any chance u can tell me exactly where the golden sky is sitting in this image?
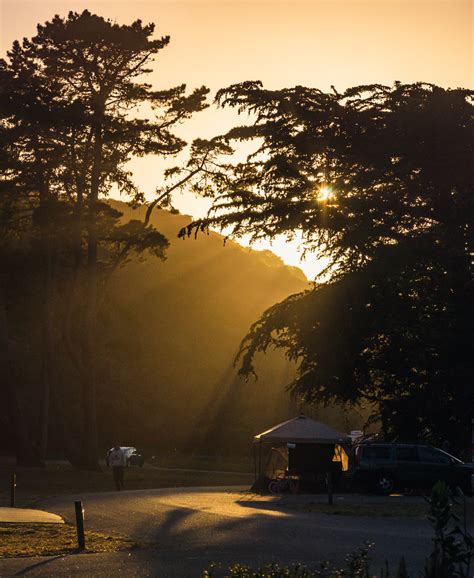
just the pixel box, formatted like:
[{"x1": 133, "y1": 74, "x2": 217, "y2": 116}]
[{"x1": 1, "y1": 0, "x2": 472, "y2": 277}]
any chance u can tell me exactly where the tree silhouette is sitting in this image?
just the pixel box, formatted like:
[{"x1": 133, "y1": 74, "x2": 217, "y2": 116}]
[
  {"x1": 179, "y1": 82, "x2": 474, "y2": 450},
  {"x1": 0, "y1": 11, "x2": 208, "y2": 467}
]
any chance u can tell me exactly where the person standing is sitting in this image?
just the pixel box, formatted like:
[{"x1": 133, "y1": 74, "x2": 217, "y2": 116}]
[{"x1": 107, "y1": 444, "x2": 126, "y2": 490}]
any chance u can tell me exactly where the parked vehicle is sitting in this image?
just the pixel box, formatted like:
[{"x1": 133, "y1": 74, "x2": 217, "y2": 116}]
[
  {"x1": 107, "y1": 446, "x2": 145, "y2": 467},
  {"x1": 348, "y1": 442, "x2": 474, "y2": 495}
]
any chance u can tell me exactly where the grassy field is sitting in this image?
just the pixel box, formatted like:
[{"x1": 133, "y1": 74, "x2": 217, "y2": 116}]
[
  {"x1": 0, "y1": 455, "x2": 253, "y2": 559},
  {"x1": 0, "y1": 523, "x2": 135, "y2": 558},
  {"x1": 0, "y1": 459, "x2": 253, "y2": 508},
  {"x1": 241, "y1": 491, "x2": 474, "y2": 519},
  {"x1": 1, "y1": 455, "x2": 471, "y2": 520},
  {"x1": 148, "y1": 451, "x2": 254, "y2": 473},
  {"x1": 291, "y1": 500, "x2": 474, "y2": 518}
]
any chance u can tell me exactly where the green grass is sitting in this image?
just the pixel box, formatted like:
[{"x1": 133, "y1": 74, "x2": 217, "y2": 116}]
[
  {"x1": 275, "y1": 498, "x2": 474, "y2": 519},
  {"x1": 302, "y1": 502, "x2": 431, "y2": 518},
  {"x1": 0, "y1": 523, "x2": 135, "y2": 558},
  {"x1": 0, "y1": 461, "x2": 253, "y2": 508},
  {"x1": 0, "y1": 456, "x2": 252, "y2": 559},
  {"x1": 147, "y1": 451, "x2": 254, "y2": 473}
]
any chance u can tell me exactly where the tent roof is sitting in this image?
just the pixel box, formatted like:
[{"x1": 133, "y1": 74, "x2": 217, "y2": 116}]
[{"x1": 254, "y1": 415, "x2": 349, "y2": 444}]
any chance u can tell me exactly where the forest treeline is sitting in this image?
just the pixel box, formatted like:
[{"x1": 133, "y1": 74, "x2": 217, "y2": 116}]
[
  {"x1": 1, "y1": 10, "x2": 473, "y2": 468},
  {"x1": 0, "y1": 11, "x2": 212, "y2": 467},
  {"x1": 0, "y1": 11, "x2": 325, "y2": 467},
  {"x1": 0, "y1": 198, "x2": 317, "y2": 461}
]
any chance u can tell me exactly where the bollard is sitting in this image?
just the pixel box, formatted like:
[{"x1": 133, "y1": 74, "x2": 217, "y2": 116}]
[
  {"x1": 10, "y1": 474, "x2": 16, "y2": 507},
  {"x1": 74, "y1": 500, "x2": 86, "y2": 550},
  {"x1": 326, "y1": 471, "x2": 333, "y2": 506}
]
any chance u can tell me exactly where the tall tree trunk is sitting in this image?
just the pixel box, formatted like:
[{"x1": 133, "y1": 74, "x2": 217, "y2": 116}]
[
  {"x1": 449, "y1": 248, "x2": 473, "y2": 454},
  {"x1": 38, "y1": 233, "x2": 54, "y2": 464},
  {"x1": 36, "y1": 152, "x2": 55, "y2": 465},
  {"x1": 79, "y1": 115, "x2": 102, "y2": 470},
  {"x1": 0, "y1": 274, "x2": 36, "y2": 465},
  {"x1": 61, "y1": 153, "x2": 86, "y2": 467},
  {"x1": 444, "y1": 201, "x2": 473, "y2": 455}
]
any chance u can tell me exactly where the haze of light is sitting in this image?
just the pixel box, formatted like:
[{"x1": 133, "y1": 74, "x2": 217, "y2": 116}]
[{"x1": 1, "y1": 0, "x2": 471, "y2": 279}]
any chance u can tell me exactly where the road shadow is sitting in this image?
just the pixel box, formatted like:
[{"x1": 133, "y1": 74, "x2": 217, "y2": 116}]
[
  {"x1": 14, "y1": 555, "x2": 63, "y2": 575},
  {"x1": 32, "y1": 487, "x2": 447, "y2": 576}
]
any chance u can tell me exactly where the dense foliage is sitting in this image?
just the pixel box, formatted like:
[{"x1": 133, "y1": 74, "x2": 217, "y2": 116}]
[
  {"x1": 1, "y1": 9, "x2": 472, "y2": 463},
  {"x1": 179, "y1": 82, "x2": 474, "y2": 450},
  {"x1": 0, "y1": 11, "x2": 207, "y2": 467}
]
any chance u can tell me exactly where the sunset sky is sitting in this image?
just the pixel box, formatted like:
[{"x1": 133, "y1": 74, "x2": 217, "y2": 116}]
[{"x1": 1, "y1": 0, "x2": 472, "y2": 278}]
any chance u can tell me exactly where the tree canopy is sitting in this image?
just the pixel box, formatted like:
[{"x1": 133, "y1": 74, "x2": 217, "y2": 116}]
[
  {"x1": 178, "y1": 82, "x2": 474, "y2": 450},
  {"x1": 0, "y1": 10, "x2": 208, "y2": 467}
]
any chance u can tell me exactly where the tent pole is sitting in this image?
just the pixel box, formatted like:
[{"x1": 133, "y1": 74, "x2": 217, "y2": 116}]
[{"x1": 253, "y1": 442, "x2": 257, "y2": 485}]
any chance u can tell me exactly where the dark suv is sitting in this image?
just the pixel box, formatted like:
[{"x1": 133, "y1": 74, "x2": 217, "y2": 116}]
[{"x1": 349, "y1": 443, "x2": 474, "y2": 495}]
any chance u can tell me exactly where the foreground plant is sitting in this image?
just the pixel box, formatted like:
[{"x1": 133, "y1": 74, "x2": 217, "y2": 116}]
[
  {"x1": 423, "y1": 481, "x2": 473, "y2": 578},
  {"x1": 203, "y1": 543, "x2": 372, "y2": 577}
]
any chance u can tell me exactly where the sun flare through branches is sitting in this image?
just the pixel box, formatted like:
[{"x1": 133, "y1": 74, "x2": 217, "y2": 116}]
[{"x1": 316, "y1": 184, "x2": 335, "y2": 203}]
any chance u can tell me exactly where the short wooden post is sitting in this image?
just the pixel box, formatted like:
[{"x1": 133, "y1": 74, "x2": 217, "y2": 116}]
[
  {"x1": 326, "y1": 471, "x2": 333, "y2": 506},
  {"x1": 253, "y1": 443, "x2": 257, "y2": 486},
  {"x1": 10, "y1": 473, "x2": 16, "y2": 507},
  {"x1": 74, "y1": 500, "x2": 86, "y2": 550}
]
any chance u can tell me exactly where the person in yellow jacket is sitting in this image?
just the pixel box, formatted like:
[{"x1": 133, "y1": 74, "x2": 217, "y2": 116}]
[{"x1": 106, "y1": 444, "x2": 126, "y2": 490}]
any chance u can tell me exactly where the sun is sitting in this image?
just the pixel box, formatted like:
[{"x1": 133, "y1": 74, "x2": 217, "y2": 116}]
[{"x1": 317, "y1": 185, "x2": 335, "y2": 202}]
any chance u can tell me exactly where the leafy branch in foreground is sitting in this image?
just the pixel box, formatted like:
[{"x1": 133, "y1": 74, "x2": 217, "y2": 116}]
[{"x1": 424, "y1": 482, "x2": 473, "y2": 578}]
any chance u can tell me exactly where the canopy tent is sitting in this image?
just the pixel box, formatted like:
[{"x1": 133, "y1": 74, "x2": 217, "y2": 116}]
[
  {"x1": 254, "y1": 415, "x2": 349, "y2": 444},
  {"x1": 253, "y1": 415, "x2": 351, "y2": 488}
]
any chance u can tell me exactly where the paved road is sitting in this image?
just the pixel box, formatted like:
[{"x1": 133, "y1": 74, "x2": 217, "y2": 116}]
[{"x1": 1, "y1": 487, "x2": 472, "y2": 577}]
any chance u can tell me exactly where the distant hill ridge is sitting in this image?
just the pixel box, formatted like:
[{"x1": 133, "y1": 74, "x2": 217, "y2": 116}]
[
  {"x1": 101, "y1": 199, "x2": 309, "y2": 453},
  {"x1": 110, "y1": 199, "x2": 308, "y2": 282}
]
